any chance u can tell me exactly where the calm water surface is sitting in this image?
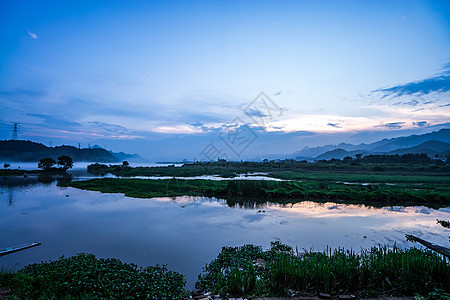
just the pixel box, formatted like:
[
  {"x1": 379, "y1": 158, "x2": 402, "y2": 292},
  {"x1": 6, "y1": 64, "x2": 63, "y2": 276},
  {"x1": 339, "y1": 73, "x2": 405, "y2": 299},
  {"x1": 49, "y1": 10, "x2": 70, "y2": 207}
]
[{"x1": 1, "y1": 164, "x2": 449, "y2": 289}]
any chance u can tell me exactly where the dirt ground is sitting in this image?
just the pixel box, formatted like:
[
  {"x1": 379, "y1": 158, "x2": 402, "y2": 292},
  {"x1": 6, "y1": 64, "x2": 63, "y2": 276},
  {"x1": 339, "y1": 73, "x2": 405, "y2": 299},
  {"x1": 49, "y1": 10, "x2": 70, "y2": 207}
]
[{"x1": 254, "y1": 297, "x2": 412, "y2": 300}]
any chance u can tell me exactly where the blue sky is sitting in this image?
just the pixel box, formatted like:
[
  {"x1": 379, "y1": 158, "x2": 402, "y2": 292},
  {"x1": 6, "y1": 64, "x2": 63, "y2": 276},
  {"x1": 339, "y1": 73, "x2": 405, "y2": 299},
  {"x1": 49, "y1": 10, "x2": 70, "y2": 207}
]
[{"x1": 1, "y1": 0, "x2": 449, "y2": 161}]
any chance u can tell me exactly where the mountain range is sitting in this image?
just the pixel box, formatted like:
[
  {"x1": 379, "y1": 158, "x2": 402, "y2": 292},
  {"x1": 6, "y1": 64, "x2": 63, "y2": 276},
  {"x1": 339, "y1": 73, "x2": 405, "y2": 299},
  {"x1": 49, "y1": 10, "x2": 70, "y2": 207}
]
[
  {"x1": 2, "y1": 129, "x2": 449, "y2": 163},
  {"x1": 0, "y1": 140, "x2": 147, "y2": 163},
  {"x1": 292, "y1": 129, "x2": 450, "y2": 160}
]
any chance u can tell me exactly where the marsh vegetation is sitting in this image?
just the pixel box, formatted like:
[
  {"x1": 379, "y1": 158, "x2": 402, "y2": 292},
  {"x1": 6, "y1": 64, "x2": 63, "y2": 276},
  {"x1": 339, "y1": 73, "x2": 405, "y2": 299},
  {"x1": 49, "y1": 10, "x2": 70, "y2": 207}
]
[
  {"x1": 1, "y1": 242, "x2": 448, "y2": 299},
  {"x1": 0, "y1": 253, "x2": 187, "y2": 299},
  {"x1": 196, "y1": 242, "x2": 449, "y2": 297},
  {"x1": 78, "y1": 155, "x2": 450, "y2": 208},
  {"x1": 64, "y1": 177, "x2": 450, "y2": 208}
]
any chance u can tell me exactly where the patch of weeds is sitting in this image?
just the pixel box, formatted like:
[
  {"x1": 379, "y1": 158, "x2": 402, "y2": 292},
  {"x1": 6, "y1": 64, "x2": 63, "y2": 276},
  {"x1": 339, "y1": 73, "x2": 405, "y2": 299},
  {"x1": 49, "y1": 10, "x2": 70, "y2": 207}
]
[{"x1": 0, "y1": 253, "x2": 187, "y2": 299}]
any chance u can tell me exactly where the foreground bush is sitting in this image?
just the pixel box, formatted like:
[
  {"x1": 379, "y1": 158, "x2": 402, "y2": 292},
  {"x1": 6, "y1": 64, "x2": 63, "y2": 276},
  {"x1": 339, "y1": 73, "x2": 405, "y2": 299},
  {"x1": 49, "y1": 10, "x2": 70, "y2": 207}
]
[
  {"x1": 0, "y1": 253, "x2": 187, "y2": 299},
  {"x1": 196, "y1": 242, "x2": 449, "y2": 297}
]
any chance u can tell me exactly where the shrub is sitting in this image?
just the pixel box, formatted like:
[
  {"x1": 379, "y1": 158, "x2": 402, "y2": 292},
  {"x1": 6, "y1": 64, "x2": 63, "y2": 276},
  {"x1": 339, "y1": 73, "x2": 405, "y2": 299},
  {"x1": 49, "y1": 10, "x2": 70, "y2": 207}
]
[{"x1": 0, "y1": 253, "x2": 187, "y2": 299}]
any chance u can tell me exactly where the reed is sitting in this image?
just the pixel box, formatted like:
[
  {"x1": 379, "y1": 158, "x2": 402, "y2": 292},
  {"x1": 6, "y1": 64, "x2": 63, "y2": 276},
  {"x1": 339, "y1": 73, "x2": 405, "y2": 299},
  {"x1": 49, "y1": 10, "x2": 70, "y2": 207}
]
[{"x1": 196, "y1": 242, "x2": 449, "y2": 297}]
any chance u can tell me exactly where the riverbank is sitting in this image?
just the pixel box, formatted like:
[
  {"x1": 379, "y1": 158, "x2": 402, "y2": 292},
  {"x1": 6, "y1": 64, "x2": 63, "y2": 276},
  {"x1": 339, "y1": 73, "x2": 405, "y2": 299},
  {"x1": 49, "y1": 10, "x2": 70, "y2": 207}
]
[
  {"x1": 63, "y1": 177, "x2": 450, "y2": 208},
  {"x1": 0, "y1": 242, "x2": 448, "y2": 299}
]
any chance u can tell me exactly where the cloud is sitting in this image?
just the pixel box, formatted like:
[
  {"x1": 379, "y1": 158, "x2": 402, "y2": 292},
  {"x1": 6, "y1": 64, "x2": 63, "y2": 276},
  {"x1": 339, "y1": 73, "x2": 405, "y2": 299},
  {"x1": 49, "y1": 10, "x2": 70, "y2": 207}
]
[
  {"x1": 27, "y1": 29, "x2": 38, "y2": 39},
  {"x1": 402, "y1": 100, "x2": 419, "y2": 106},
  {"x1": 378, "y1": 122, "x2": 405, "y2": 129},
  {"x1": 374, "y1": 69, "x2": 450, "y2": 97},
  {"x1": 152, "y1": 125, "x2": 201, "y2": 134},
  {"x1": 245, "y1": 108, "x2": 268, "y2": 118},
  {"x1": 412, "y1": 121, "x2": 427, "y2": 127},
  {"x1": 189, "y1": 121, "x2": 204, "y2": 127},
  {"x1": 327, "y1": 123, "x2": 341, "y2": 128},
  {"x1": 0, "y1": 88, "x2": 45, "y2": 97},
  {"x1": 267, "y1": 114, "x2": 383, "y2": 133},
  {"x1": 20, "y1": 114, "x2": 144, "y2": 140}
]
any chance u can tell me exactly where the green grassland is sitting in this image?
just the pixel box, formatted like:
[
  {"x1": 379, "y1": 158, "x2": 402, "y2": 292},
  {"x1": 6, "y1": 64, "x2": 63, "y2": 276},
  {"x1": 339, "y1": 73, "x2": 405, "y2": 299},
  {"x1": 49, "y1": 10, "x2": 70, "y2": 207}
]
[
  {"x1": 88, "y1": 158, "x2": 450, "y2": 180},
  {"x1": 64, "y1": 177, "x2": 450, "y2": 208},
  {"x1": 80, "y1": 157, "x2": 450, "y2": 207}
]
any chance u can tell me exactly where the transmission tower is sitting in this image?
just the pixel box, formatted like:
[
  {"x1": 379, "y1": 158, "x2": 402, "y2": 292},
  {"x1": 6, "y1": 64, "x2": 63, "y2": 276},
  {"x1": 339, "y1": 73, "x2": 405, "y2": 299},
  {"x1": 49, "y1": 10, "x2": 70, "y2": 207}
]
[{"x1": 11, "y1": 123, "x2": 19, "y2": 140}]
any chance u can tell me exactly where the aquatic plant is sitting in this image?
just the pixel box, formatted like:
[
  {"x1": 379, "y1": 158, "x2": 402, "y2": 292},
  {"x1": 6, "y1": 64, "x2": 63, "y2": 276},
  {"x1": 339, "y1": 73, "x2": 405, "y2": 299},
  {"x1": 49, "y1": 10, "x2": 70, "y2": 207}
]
[{"x1": 0, "y1": 253, "x2": 187, "y2": 299}]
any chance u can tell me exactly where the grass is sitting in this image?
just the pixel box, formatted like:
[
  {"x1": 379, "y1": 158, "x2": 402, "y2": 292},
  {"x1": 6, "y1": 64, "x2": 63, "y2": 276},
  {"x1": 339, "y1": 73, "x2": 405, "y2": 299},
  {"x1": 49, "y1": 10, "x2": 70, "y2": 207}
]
[
  {"x1": 196, "y1": 242, "x2": 450, "y2": 297},
  {"x1": 63, "y1": 178, "x2": 450, "y2": 208},
  {"x1": 87, "y1": 160, "x2": 450, "y2": 180},
  {"x1": 270, "y1": 170, "x2": 450, "y2": 185},
  {"x1": 83, "y1": 161, "x2": 450, "y2": 207},
  {"x1": 0, "y1": 253, "x2": 187, "y2": 300}
]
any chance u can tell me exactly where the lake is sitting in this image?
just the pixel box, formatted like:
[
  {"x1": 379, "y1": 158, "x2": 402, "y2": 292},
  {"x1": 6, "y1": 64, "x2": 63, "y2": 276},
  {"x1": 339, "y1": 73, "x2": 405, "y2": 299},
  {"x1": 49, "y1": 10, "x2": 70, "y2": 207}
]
[{"x1": 1, "y1": 163, "x2": 449, "y2": 289}]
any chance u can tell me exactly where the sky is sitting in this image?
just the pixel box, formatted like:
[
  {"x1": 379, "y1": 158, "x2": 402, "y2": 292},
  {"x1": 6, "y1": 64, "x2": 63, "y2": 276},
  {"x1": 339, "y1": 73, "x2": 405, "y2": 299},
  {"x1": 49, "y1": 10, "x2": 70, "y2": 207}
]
[{"x1": 1, "y1": 0, "x2": 449, "y2": 161}]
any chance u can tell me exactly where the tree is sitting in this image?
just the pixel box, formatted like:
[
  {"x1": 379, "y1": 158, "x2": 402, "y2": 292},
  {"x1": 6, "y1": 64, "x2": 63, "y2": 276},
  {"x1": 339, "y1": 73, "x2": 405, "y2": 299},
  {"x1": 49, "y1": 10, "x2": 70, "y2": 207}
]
[
  {"x1": 3, "y1": 163, "x2": 10, "y2": 169},
  {"x1": 342, "y1": 156, "x2": 353, "y2": 164},
  {"x1": 58, "y1": 155, "x2": 74, "y2": 171},
  {"x1": 122, "y1": 161, "x2": 129, "y2": 167},
  {"x1": 38, "y1": 157, "x2": 56, "y2": 170}
]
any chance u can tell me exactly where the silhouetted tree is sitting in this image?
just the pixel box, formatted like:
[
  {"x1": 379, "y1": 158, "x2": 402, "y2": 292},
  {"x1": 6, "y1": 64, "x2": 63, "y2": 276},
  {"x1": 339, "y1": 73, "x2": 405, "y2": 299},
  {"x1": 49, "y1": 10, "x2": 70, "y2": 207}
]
[
  {"x1": 38, "y1": 158, "x2": 56, "y2": 170},
  {"x1": 122, "y1": 161, "x2": 129, "y2": 167},
  {"x1": 342, "y1": 156, "x2": 353, "y2": 164},
  {"x1": 3, "y1": 163, "x2": 10, "y2": 169},
  {"x1": 58, "y1": 155, "x2": 74, "y2": 171}
]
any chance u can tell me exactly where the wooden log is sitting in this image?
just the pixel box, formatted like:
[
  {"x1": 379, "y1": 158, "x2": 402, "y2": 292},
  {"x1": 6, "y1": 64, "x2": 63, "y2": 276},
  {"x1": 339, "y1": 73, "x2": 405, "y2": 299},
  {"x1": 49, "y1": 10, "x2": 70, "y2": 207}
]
[
  {"x1": 405, "y1": 234, "x2": 450, "y2": 258},
  {"x1": 0, "y1": 242, "x2": 41, "y2": 257}
]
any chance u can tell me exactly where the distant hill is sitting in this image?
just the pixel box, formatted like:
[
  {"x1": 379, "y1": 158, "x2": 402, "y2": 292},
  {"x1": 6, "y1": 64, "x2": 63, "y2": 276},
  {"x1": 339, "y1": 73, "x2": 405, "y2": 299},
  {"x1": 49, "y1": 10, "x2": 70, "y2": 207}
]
[
  {"x1": 314, "y1": 149, "x2": 369, "y2": 160},
  {"x1": 387, "y1": 140, "x2": 450, "y2": 156},
  {"x1": 0, "y1": 140, "x2": 145, "y2": 162},
  {"x1": 291, "y1": 144, "x2": 336, "y2": 159},
  {"x1": 369, "y1": 129, "x2": 450, "y2": 153},
  {"x1": 91, "y1": 145, "x2": 148, "y2": 163},
  {"x1": 112, "y1": 152, "x2": 148, "y2": 163},
  {"x1": 291, "y1": 129, "x2": 450, "y2": 160}
]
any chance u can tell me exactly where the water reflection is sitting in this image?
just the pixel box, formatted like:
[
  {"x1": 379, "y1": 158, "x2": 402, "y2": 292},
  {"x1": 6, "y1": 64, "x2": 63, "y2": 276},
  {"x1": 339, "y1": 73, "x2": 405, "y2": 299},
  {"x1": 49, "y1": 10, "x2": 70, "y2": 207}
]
[
  {"x1": 0, "y1": 175, "x2": 449, "y2": 289},
  {"x1": 116, "y1": 174, "x2": 285, "y2": 181},
  {"x1": 1, "y1": 174, "x2": 72, "y2": 205},
  {"x1": 1, "y1": 174, "x2": 72, "y2": 188}
]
